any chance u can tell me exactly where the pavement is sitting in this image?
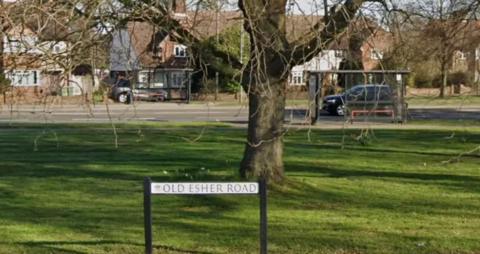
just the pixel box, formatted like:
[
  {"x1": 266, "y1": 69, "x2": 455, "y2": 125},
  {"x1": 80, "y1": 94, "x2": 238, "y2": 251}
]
[{"x1": 0, "y1": 102, "x2": 479, "y2": 126}]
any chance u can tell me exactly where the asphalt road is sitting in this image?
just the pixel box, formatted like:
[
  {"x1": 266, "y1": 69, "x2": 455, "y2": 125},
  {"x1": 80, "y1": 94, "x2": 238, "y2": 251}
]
[{"x1": 0, "y1": 102, "x2": 479, "y2": 124}]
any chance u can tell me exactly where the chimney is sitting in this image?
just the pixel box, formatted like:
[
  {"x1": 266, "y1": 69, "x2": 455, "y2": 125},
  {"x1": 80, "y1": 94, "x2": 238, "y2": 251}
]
[{"x1": 172, "y1": 0, "x2": 186, "y2": 14}]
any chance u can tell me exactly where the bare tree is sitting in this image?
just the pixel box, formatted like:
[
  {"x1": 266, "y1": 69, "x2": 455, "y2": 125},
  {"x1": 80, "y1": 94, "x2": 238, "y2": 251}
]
[
  {"x1": 403, "y1": 0, "x2": 480, "y2": 97},
  {"x1": 104, "y1": 0, "x2": 387, "y2": 182},
  {"x1": 3, "y1": 0, "x2": 388, "y2": 182},
  {"x1": 236, "y1": 0, "x2": 385, "y2": 181}
]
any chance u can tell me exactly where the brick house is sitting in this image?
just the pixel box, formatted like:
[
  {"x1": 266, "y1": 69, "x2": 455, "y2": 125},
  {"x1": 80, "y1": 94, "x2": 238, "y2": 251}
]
[
  {"x1": 108, "y1": 1, "x2": 393, "y2": 93},
  {"x1": 287, "y1": 18, "x2": 393, "y2": 87},
  {"x1": 109, "y1": 0, "x2": 192, "y2": 100}
]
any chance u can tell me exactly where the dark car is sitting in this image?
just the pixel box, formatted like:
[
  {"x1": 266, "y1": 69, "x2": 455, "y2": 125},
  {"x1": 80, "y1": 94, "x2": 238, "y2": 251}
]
[{"x1": 322, "y1": 84, "x2": 394, "y2": 116}]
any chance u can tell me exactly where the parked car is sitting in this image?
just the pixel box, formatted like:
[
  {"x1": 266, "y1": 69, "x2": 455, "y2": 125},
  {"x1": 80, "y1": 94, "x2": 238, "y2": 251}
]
[
  {"x1": 111, "y1": 78, "x2": 133, "y2": 104},
  {"x1": 111, "y1": 81, "x2": 167, "y2": 103},
  {"x1": 132, "y1": 86, "x2": 167, "y2": 102},
  {"x1": 322, "y1": 84, "x2": 394, "y2": 116}
]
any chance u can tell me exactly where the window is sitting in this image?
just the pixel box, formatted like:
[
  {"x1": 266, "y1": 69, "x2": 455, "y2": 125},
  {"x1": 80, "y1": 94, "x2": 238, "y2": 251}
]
[
  {"x1": 455, "y1": 50, "x2": 466, "y2": 60},
  {"x1": 139, "y1": 70, "x2": 166, "y2": 88},
  {"x1": 152, "y1": 71, "x2": 165, "y2": 87},
  {"x1": 346, "y1": 86, "x2": 365, "y2": 101},
  {"x1": 7, "y1": 70, "x2": 40, "y2": 86},
  {"x1": 370, "y1": 48, "x2": 383, "y2": 60},
  {"x1": 5, "y1": 40, "x2": 22, "y2": 53},
  {"x1": 171, "y1": 72, "x2": 185, "y2": 88},
  {"x1": 174, "y1": 44, "x2": 187, "y2": 58},
  {"x1": 334, "y1": 50, "x2": 344, "y2": 58},
  {"x1": 290, "y1": 71, "x2": 303, "y2": 85}
]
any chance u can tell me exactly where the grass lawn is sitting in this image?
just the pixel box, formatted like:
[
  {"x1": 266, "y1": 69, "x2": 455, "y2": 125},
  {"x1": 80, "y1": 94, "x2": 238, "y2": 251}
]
[
  {"x1": 1, "y1": 123, "x2": 480, "y2": 254},
  {"x1": 407, "y1": 95, "x2": 480, "y2": 107}
]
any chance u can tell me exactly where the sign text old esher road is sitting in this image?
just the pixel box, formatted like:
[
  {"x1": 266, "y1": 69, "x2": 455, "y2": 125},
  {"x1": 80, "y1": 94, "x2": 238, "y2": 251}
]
[
  {"x1": 143, "y1": 178, "x2": 268, "y2": 254},
  {"x1": 151, "y1": 182, "x2": 259, "y2": 195}
]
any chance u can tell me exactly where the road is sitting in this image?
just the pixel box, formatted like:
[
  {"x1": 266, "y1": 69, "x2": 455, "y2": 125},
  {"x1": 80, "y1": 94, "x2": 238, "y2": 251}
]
[{"x1": 0, "y1": 102, "x2": 479, "y2": 124}]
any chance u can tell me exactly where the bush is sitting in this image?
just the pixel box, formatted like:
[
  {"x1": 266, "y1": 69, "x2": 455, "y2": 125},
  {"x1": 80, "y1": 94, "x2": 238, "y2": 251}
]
[
  {"x1": 449, "y1": 71, "x2": 472, "y2": 86},
  {"x1": 432, "y1": 71, "x2": 473, "y2": 87},
  {"x1": 224, "y1": 81, "x2": 241, "y2": 94},
  {"x1": 412, "y1": 72, "x2": 434, "y2": 88}
]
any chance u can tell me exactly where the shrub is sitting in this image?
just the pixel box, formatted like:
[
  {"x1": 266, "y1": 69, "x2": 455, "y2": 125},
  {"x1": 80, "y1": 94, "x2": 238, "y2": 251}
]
[
  {"x1": 449, "y1": 71, "x2": 472, "y2": 86},
  {"x1": 224, "y1": 81, "x2": 241, "y2": 94},
  {"x1": 433, "y1": 71, "x2": 473, "y2": 87},
  {"x1": 413, "y1": 72, "x2": 434, "y2": 88}
]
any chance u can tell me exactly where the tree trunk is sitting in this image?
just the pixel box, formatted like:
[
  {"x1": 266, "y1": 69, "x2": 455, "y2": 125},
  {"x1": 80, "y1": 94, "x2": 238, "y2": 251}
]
[
  {"x1": 240, "y1": 78, "x2": 287, "y2": 182},
  {"x1": 440, "y1": 62, "x2": 448, "y2": 98}
]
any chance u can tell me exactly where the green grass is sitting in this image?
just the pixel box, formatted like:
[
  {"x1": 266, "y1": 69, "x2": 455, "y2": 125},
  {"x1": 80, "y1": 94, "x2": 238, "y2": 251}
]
[
  {"x1": 407, "y1": 95, "x2": 480, "y2": 107},
  {"x1": 1, "y1": 123, "x2": 480, "y2": 254}
]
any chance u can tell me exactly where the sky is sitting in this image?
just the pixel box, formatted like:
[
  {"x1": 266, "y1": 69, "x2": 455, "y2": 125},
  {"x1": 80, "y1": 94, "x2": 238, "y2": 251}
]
[
  {"x1": 209, "y1": 0, "x2": 328, "y2": 15},
  {"x1": 292, "y1": 0, "x2": 327, "y2": 14}
]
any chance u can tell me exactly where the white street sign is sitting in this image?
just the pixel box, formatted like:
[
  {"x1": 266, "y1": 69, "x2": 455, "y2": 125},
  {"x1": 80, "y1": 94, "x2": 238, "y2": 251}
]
[{"x1": 151, "y1": 182, "x2": 259, "y2": 195}]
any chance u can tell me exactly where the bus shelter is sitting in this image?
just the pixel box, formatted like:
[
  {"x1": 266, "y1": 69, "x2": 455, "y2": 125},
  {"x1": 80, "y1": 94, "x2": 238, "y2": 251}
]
[{"x1": 306, "y1": 70, "x2": 410, "y2": 124}]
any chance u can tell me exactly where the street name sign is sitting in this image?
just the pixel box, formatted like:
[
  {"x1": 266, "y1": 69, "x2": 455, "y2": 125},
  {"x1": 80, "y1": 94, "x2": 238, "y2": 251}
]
[
  {"x1": 143, "y1": 178, "x2": 267, "y2": 254},
  {"x1": 151, "y1": 182, "x2": 259, "y2": 195}
]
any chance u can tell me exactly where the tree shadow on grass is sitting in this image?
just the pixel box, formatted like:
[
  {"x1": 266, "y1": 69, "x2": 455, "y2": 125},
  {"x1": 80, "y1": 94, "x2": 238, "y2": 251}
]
[
  {"x1": 271, "y1": 174, "x2": 480, "y2": 217},
  {"x1": 289, "y1": 163, "x2": 480, "y2": 184},
  {"x1": 4, "y1": 240, "x2": 215, "y2": 254},
  {"x1": 285, "y1": 141, "x2": 480, "y2": 160}
]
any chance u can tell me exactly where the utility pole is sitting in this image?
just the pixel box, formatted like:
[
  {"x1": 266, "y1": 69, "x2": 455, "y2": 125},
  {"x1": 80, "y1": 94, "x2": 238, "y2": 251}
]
[
  {"x1": 323, "y1": 0, "x2": 328, "y2": 19},
  {"x1": 0, "y1": 0, "x2": 7, "y2": 104},
  {"x1": 214, "y1": 0, "x2": 219, "y2": 101},
  {"x1": 239, "y1": 21, "x2": 244, "y2": 104}
]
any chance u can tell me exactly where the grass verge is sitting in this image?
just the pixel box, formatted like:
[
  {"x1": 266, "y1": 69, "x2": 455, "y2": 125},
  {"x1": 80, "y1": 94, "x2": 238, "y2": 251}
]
[{"x1": 0, "y1": 123, "x2": 479, "y2": 253}]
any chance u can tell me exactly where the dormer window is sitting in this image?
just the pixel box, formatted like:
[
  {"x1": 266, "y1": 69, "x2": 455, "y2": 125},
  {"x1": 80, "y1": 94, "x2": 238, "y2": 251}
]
[{"x1": 174, "y1": 44, "x2": 187, "y2": 58}]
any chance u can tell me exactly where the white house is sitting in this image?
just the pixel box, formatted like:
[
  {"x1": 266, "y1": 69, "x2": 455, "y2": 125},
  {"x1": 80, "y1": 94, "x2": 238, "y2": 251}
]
[
  {"x1": 289, "y1": 50, "x2": 344, "y2": 86},
  {"x1": 2, "y1": 24, "x2": 99, "y2": 98}
]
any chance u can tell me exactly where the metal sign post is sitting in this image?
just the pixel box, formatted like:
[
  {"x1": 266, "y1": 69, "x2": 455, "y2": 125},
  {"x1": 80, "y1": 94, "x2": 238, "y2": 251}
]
[{"x1": 143, "y1": 177, "x2": 268, "y2": 254}]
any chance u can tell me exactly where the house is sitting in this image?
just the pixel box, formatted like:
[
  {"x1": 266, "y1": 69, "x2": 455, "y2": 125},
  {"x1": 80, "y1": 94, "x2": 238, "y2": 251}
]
[
  {"x1": 284, "y1": 15, "x2": 342, "y2": 86},
  {"x1": 1, "y1": 2, "x2": 102, "y2": 100},
  {"x1": 108, "y1": 1, "x2": 393, "y2": 94},
  {"x1": 290, "y1": 16, "x2": 393, "y2": 87},
  {"x1": 448, "y1": 21, "x2": 480, "y2": 87},
  {"x1": 2, "y1": 24, "x2": 67, "y2": 98},
  {"x1": 109, "y1": 0, "x2": 192, "y2": 100},
  {"x1": 183, "y1": 12, "x2": 348, "y2": 87},
  {"x1": 187, "y1": 11, "x2": 392, "y2": 87}
]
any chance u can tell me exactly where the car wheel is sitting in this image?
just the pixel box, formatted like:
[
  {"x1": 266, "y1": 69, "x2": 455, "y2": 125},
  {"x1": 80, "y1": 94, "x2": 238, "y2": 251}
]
[
  {"x1": 117, "y1": 93, "x2": 128, "y2": 103},
  {"x1": 336, "y1": 105, "x2": 345, "y2": 116}
]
